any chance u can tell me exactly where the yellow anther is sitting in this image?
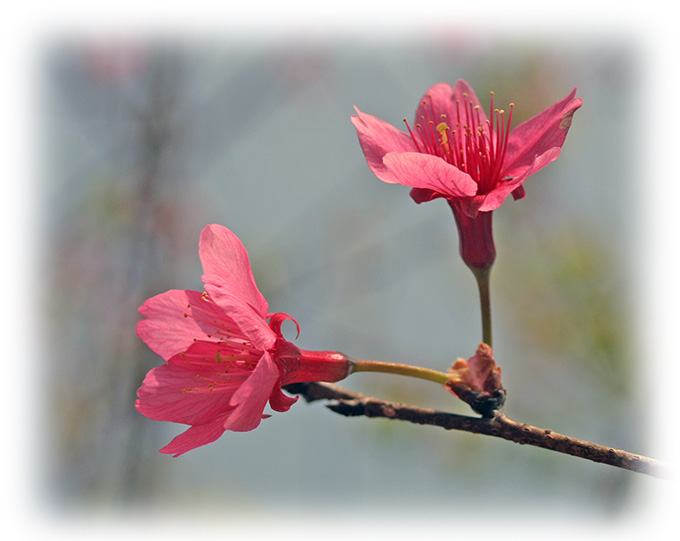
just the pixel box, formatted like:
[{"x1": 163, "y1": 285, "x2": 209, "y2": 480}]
[{"x1": 436, "y1": 122, "x2": 450, "y2": 145}]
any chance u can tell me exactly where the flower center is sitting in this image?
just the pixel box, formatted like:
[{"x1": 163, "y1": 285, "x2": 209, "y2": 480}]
[{"x1": 404, "y1": 91, "x2": 514, "y2": 194}]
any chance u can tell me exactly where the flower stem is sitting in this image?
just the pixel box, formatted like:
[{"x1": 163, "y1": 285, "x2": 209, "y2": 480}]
[
  {"x1": 471, "y1": 266, "x2": 493, "y2": 347},
  {"x1": 350, "y1": 359, "x2": 450, "y2": 385}
]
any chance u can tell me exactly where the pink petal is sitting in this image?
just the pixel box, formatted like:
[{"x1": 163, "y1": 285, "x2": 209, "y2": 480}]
[
  {"x1": 472, "y1": 144, "x2": 562, "y2": 213},
  {"x1": 203, "y1": 273, "x2": 276, "y2": 351},
  {"x1": 409, "y1": 187, "x2": 445, "y2": 204},
  {"x1": 159, "y1": 416, "x2": 230, "y2": 457},
  {"x1": 199, "y1": 224, "x2": 270, "y2": 318},
  {"x1": 267, "y1": 312, "x2": 300, "y2": 339},
  {"x1": 502, "y1": 88, "x2": 582, "y2": 179},
  {"x1": 382, "y1": 152, "x2": 478, "y2": 198},
  {"x1": 268, "y1": 383, "x2": 298, "y2": 412},
  {"x1": 136, "y1": 363, "x2": 239, "y2": 426},
  {"x1": 452, "y1": 79, "x2": 490, "y2": 126},
  {"x1": 476, "y1": 169, "x2": 532, "y2": 213},
  {"x1": 223, "y1": 352, "x2": 281, "y2": 432},
  {"x1": 137, "y1": 289, "x2": 235, "y2": 361},
  {"x1": 350, "y1": 107, "x2": 416, "y2": 183},
  {"x1": 479, "y1": 147, "x2": 562, "y2": 213},
  {"x1": 414, "y1": 82, "x2": 456, "y2": 124}
]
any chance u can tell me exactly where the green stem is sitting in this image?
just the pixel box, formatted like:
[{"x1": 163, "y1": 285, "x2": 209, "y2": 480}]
[
  {"x1": 350, "y1": 359, "x2": 450, "y2": 385},
  {"x1": 472, "y1": 266, "x2": 493, "y2": 347}
]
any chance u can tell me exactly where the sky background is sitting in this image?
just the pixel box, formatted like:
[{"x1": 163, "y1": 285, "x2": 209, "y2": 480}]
[{"x1": 7, "y1": 3, "x2": 680, "y2": 540}]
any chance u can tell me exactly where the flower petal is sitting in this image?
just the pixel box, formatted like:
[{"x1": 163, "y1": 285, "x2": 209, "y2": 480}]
[
  {"x1": 203, "y1": 273, "x2": 276, "y2": 351},
  {"x1": 159, "y1": 416, "x2": 230, "y2": 457},
  {"x1": 478, "y1": 148, "x2": 561, "y2": 212},
  {"x1": 223, "y1": 352, "x2": 281, "y2": 432},
  {"x1": 135, "y1": 362, "x2": 238, "y2": 426},
  {"x1": 137, "y1": 289, "x2": 235, "y2": 361},
  {"x1": 268, "y1": 383, "x2": 298, "y2": 412},
  {"x1": 502, "y1": 88, "x2": 582, "y2": 179},
  {"x1": 199, "y1": 224, "x2": 270, "y2": 318},
  {"x1": 452, "y1": 79, "x2": 489, "y2": 126},
  {"x1": 350, "y1": 107, "x2": 416, "y2": 183},
  {"x1": 268, "y1": 312, "x2": 300, "y2": 339},
  {"x1": 409, "y1": 187, "x2": 445, "y2": 204},
  {"x1": 382, "y1": 152, "x2": 477, "y2": 198},
  {"x1": 414, "y1": 82, "x2": 456, "y2": 125}
]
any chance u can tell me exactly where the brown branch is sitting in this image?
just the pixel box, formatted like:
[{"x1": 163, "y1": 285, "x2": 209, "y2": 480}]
[{"x1": 284, "y1": 382, "x2": 671, "y2": 479}]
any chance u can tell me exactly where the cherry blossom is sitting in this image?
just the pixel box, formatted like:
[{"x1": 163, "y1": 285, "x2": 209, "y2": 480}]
[
  {"x1": 352, "y1": 80, "x2": 582, "y2": 270},
  {"x1": 136, "y1": 224, "x2": 352, "y2": 456}
]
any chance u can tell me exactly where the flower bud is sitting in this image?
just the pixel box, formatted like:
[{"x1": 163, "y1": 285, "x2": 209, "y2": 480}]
[{"x1": 446, "y1": 342, "x2": 505, "y2": 417}]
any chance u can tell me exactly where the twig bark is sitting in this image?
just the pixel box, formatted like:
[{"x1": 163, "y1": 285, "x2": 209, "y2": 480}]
[{"x1": 284, "y1": 382, "x2": 671, "y2": 479}]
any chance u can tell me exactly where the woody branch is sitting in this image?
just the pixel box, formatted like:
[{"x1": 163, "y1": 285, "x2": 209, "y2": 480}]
[{"x1": 284, "y1": 382, "x2": 670, "y2": 479}]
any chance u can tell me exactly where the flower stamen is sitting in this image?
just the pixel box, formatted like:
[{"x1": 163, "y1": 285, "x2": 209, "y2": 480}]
[
  {"x1": 403, "y1": 118, "x2": 422, "y2": 153},
  {"x1": 402, "y1": 90, "x2": 517, "y2": 195}
]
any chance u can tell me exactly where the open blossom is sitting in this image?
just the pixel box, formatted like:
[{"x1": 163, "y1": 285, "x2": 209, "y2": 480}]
[
  {"x1": 351, "y1": 80, "x2": 582, "y2": 270},
  {"x1": 136, "y1": 224, "x2": 353, "y2": 456}
]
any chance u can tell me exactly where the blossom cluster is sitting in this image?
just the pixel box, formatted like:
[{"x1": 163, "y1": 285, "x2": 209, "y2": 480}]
[{"x1": 136, "y1": 80, "x2": 581, "y2": 455}]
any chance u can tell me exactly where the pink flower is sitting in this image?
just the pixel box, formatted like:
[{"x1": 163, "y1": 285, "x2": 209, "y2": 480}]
[
  {"x1": 136, "y1": 224, "x2": 353, "y2": 456},
  {"x1": 351, "y1": 80, "x2": 582, "y2": 270}
]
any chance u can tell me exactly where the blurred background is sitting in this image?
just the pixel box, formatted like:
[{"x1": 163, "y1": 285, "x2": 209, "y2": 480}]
[{"x1": 37, "y1": 30, "x2": 658, "y2": 528}]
